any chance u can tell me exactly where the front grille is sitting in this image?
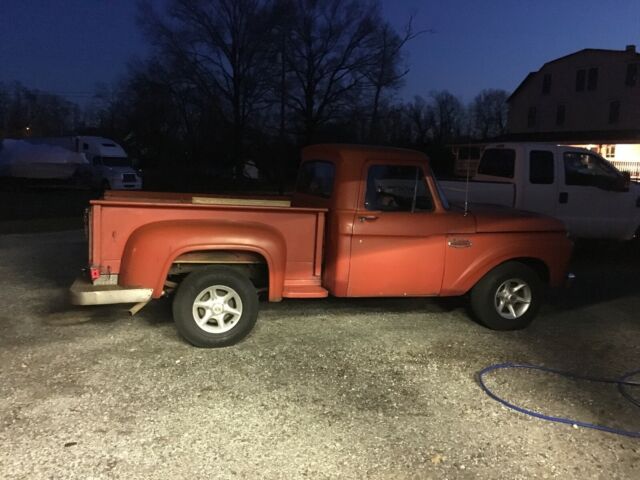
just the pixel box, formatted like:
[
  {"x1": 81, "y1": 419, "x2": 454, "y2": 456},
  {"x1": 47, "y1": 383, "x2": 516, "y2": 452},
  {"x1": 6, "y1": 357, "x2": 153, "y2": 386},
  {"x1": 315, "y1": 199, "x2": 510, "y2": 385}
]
[{"x1": 122, "y1": 173, "x2": 137, "y2": 183}]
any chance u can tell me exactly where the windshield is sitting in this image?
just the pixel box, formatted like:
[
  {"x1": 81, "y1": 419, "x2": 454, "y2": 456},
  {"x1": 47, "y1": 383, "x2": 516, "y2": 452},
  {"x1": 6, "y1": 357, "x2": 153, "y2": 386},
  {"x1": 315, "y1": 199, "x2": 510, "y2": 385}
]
[{"x1": 102, "y1": 156, "x2": 132, "y2": 168}]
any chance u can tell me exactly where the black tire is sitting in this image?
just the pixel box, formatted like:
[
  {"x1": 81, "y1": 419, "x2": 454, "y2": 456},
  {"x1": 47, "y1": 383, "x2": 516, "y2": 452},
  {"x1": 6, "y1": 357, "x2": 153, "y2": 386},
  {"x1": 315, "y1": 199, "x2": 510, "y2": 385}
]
[
  {"x1": 470, "y1": 261, "x2": 543, "y2": 330},
  {"x1": 172, "y1": 266, "x2": 259, "y2": 347}
]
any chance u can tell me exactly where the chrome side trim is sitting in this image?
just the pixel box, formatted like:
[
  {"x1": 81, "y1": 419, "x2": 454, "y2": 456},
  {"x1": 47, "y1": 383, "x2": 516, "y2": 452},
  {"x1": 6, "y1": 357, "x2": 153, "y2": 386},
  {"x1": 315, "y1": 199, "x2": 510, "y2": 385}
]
[
  {"x1": 70, "y1": 277, "x2": 153, "y2": 306},
  {"x1": 448, "y1": 238, "x2": 472, "y2": 248}
]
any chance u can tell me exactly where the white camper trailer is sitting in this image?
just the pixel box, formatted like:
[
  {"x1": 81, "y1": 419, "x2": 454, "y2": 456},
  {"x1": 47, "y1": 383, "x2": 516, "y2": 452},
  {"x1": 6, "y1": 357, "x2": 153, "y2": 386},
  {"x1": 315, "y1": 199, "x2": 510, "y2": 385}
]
[
  {"x1": 0, "y1": 139, "x2": 88, "y2": 180},
  {"x1": 0, "y1": 136, "x2": 142, "y2": 190}
]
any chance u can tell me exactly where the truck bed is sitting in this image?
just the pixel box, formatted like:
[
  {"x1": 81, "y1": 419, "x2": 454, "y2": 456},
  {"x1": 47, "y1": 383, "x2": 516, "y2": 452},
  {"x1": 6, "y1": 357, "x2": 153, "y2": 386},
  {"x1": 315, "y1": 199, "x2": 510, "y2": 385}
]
[{"x1": 88, "y1": 193, "x2": 327, "y2": 300}]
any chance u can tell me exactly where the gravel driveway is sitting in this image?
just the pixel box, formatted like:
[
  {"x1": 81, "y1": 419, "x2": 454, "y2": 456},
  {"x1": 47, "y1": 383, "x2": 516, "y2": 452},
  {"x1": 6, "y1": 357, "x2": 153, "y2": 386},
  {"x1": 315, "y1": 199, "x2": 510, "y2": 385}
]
[{"x1": 1, "y1": 230, "x2": 639, "y2": 479}]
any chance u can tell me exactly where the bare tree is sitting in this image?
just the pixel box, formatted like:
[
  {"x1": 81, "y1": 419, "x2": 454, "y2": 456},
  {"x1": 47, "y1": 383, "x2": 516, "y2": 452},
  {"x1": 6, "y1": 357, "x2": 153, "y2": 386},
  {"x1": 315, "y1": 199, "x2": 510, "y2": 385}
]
[
  {"x1": 285, "y1": 0, "x2": 381, "y2": 143},
  {"x1": 139, "y1": 0, "x2": 278, "y2": 166},
  {"x1": 364, "y1": 18, "x2": 426, "y2": 141},
  {"x1": 470, "y1": 88, "x2": 509, "y2": 139},
  {"x1": 430, "y1": 90, "x2": 463, "y2": 143},
  {"x1": 405, "y1": 95, "x2": 432, "y2": 145}
]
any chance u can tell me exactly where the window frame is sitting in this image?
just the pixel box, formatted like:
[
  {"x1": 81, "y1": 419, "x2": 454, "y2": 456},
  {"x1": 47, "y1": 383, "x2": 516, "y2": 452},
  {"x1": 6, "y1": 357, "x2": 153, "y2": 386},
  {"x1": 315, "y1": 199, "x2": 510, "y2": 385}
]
[
  {"x1": 295, "y1": 160, "x2": 336, "y2": 199},
  {"x1": 529, "y1": 150, "x2": 555, "y2": 185},
  {"x1": 478, "y1": 148, "x2": 516, "y2": 179},
  {"x1": 363, "y1": 163, "x2": 435, "y2": 213},
  {"x1": 542, "y1": 73, "x2": 552, "y2": 94}
]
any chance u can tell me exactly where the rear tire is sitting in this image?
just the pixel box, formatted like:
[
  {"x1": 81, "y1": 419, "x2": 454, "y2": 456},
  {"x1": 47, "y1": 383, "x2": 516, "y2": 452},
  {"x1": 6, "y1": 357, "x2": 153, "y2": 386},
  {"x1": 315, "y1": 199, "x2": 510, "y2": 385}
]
[
  {"x1": 172, "y1": 266, "x2": 258, "y2": 347},
  {"x1": 470, "y1": 262, "x2": 543, "y2": 330}
]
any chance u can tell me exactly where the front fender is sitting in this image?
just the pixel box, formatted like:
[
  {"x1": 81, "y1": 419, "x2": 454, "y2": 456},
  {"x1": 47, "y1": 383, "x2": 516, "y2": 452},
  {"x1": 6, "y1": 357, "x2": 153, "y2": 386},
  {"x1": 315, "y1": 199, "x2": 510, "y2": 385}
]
[
  {"x1": 441, "y1": 233, "x2": 572, "y2": 295},
  {"x1": 118, "y1": 220, "x2": 287, "y2": 301}
]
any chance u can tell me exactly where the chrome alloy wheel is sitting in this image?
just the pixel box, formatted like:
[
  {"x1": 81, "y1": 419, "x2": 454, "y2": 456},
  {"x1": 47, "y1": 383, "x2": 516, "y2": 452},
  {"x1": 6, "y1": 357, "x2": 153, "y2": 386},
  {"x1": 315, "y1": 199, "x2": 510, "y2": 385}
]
[
  {"x1": 493, "y1": 278, "x2": 532, "y2": 320},
  {"x1": 192, "y1": 285, "x2": 243, "y2": 333}
]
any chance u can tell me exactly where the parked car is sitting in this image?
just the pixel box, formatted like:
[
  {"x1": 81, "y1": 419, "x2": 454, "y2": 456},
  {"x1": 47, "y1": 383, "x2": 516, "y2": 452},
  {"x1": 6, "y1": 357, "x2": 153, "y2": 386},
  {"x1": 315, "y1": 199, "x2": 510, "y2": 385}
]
[
  {"x1": 438, "y1": 143, "x2": 640, "y2": 240},
  {"x1": 70, "y1": 144, "x2": 573, "y2": 347}
]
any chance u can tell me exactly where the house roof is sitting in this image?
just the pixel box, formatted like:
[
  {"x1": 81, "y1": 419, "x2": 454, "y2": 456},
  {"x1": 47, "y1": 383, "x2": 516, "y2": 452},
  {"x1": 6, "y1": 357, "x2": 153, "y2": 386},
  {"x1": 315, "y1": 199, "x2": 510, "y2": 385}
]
[{"x1": 507, "y1": 47, "x2": 640, "y2": 103}]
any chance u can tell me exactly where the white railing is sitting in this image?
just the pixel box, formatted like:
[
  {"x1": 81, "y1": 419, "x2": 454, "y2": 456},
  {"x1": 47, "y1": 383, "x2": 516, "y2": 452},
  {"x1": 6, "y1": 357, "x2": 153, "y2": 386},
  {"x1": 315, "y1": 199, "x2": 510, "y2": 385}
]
[{"x1": 610, "y1": 160, "x2": 640, "y2": 180}]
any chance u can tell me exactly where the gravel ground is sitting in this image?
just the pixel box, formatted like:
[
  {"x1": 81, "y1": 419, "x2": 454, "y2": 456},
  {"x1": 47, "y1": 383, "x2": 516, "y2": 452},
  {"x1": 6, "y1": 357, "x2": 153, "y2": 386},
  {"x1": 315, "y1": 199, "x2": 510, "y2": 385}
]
[{"x1": 0, "y1": 230, "x2": 639, "y2": 479}]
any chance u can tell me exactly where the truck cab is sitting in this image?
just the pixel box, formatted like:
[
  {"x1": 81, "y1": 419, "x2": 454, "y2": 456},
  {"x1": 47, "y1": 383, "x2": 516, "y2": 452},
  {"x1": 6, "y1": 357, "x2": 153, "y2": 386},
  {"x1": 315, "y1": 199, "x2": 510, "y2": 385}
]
[{"x1": 74, "y1": 136, "x2": 142, "y2": 190}]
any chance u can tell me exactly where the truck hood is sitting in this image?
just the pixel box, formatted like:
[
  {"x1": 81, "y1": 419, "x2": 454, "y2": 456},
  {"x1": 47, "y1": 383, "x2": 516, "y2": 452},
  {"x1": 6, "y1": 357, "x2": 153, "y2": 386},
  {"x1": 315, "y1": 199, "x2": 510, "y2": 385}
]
[{"x1": 469, "y1": 204, "x2": 566, "y2": 233}]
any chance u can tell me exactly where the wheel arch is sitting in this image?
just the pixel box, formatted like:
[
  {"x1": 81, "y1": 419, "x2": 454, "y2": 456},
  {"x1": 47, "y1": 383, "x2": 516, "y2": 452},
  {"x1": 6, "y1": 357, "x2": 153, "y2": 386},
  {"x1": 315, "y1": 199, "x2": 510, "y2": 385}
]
[{"x1": 118, "y1": 220, "x2": 286, "y2": 301}]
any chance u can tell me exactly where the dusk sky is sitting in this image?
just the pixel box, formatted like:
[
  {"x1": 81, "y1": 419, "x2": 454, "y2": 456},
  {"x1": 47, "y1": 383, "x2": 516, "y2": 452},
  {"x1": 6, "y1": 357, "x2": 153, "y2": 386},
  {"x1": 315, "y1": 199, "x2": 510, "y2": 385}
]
[{"x1": 1, "y1": 0, "x2": 639, "y2": 105}]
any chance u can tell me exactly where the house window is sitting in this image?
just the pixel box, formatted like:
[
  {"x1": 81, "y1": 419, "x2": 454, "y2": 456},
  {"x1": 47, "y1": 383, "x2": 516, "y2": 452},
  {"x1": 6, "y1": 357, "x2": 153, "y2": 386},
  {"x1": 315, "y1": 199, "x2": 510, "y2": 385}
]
[
  {"x1": 527, "y1": 107, "x2": 537, "y2": 128},
  {"x1": 576, "y1": 69, "x2": 586, "y2": 91},
  {"x1": 556, "y1": 105, "x2": 566, "y2": 126},
  {"x1": 609, "y1": 101, "x2": 620, "y2": 124},
  {"x1": 542, "y1": 74, "x2": 552, "y2": 94},
  {"x1": 604, "y1": 145, "x2": 616, "y2": 159},
  {"x1": 587, "y1": 67, "x2": 598, "y2": 91},
  {"x1": 626, "y1": 63, "x2": 638, "y2": 86}
]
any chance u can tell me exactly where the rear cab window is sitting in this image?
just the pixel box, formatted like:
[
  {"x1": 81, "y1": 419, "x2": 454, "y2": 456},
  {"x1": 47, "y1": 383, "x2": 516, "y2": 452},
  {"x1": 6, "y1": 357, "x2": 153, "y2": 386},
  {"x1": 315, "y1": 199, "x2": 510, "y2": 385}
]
[
  {"x1": 364, "y1": 165, "x2": 434, "y2": 212},
  {"x1": 296, "y1": 160, "x2": 336, "y2": 198}
]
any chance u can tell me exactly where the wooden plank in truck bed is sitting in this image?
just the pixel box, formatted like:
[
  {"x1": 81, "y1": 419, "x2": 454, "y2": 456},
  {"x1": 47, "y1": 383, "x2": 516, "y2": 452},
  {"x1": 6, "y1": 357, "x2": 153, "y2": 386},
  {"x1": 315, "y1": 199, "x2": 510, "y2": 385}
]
[{"x1": 191, "y1": 196, "x2": 291, "y2": 207}]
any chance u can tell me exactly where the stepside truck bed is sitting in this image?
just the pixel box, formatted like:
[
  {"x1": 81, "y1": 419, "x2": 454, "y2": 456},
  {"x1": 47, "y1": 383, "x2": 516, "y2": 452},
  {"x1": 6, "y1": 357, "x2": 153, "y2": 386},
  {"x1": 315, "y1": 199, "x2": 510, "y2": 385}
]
[{"x1": 78, "y1": 192, "x2": 327, "y2": 304}]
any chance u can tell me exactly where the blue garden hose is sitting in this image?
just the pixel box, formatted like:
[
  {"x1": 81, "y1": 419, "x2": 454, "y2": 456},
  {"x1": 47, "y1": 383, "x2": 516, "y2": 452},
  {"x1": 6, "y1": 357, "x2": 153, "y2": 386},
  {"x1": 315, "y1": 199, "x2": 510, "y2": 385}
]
[{"x1": 477, "y1": 362, "x2": 640, "y2": 438}]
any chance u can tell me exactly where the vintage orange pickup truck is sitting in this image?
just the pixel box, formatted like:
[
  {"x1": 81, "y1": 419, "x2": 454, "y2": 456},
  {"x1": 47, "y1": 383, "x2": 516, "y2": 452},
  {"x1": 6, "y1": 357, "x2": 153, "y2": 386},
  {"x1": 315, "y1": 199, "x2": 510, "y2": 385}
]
[{"x1": 71, "y1": 144, "x2": 573, "y2": 347}]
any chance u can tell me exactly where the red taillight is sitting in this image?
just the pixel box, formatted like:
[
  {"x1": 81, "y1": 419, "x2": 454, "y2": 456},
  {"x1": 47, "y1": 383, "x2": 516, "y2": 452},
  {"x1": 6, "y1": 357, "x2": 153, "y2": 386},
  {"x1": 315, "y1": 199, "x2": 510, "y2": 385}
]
[{"x1": 89, "y1": 267, "x2": 101, "y2": 281}]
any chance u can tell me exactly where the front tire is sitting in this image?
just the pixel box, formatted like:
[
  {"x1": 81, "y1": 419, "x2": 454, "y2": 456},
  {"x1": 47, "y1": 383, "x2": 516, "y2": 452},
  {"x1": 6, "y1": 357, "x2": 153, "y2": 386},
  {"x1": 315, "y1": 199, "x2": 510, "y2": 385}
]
[
  {"x1": 470, "y1": 262, "x2": 543, "y2": 330},
  {"x1": 172, "y1": 266, "x2": 258, "y2": 347}
]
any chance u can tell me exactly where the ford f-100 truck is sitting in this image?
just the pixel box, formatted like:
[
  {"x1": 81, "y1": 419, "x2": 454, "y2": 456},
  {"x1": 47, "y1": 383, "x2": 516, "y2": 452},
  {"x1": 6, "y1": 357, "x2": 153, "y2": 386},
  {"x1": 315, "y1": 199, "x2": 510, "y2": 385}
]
[{"x1": 70, "y1": 144, "x2": 573, "y2": 347}]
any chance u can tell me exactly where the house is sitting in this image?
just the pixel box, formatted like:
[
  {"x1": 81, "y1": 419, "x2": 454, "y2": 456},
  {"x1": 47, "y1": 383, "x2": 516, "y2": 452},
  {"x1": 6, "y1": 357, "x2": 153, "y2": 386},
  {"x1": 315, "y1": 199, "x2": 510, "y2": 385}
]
[{"x1": 506, "y1": 45, "x2": 640, "y2": 178}]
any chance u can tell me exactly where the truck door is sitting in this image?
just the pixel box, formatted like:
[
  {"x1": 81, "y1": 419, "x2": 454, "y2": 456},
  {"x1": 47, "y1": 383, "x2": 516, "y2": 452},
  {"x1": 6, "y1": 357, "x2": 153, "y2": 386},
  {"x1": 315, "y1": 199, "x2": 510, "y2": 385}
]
[
  {"x1": 557, "y1": 149, "x2": 630, "y2": 238},
  {"x1": 347, "y1": 162, "x2": 446, "y2": 297},
  {"x1": 520, "y1": 148, "x2": 558, "y2": 217}
]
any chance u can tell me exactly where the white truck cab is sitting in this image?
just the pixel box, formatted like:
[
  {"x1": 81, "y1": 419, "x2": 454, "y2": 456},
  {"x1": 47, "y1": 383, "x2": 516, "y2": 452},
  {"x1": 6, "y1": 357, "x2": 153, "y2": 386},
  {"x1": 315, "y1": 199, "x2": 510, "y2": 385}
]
[
  {"x1": 439, "y1": 143, "x2": 640, "y2": 240},
  {"x1": 74, "y1": 136, "x2": 142, "y2": 190}
]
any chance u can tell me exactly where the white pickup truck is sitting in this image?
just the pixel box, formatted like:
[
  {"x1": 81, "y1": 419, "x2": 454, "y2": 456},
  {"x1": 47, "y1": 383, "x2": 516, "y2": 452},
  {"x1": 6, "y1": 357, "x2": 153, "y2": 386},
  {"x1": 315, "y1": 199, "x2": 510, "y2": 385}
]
[{"x1": 439, "y1": 143, "x2": 640, "y2": 240}]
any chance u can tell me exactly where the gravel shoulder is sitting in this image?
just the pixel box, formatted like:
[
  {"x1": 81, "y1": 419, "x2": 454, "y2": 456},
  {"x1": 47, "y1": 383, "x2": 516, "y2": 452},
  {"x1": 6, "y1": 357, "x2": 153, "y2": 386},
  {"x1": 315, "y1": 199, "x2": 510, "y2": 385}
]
[{"x1": 0, "y1": 230, "x2": 639, "y2": 479}]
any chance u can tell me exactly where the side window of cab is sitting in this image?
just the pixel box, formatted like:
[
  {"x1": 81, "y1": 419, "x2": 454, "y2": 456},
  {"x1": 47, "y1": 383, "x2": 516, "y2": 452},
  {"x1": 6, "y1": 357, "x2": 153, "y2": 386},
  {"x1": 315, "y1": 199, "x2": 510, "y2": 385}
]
[{"x1": 364, "y1": 165, "x2": 434, "y2": 212}]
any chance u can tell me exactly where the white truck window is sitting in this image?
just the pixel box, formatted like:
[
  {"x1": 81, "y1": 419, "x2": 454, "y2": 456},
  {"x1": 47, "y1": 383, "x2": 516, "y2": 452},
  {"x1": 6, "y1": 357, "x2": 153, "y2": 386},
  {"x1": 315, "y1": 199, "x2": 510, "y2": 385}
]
[
  {"x1": 478, "y1": 149, "x2": 515, "y2": 178},
  {"x1": 563, "y1": 152, "x2": 620, "y2": 187},
  {"x1": 529, "y1": 150, "x2": 554, "y2": 184}
]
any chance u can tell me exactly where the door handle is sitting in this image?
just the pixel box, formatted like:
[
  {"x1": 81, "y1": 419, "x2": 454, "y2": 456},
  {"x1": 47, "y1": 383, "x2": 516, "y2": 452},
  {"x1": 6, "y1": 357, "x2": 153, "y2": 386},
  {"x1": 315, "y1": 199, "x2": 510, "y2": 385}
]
[
  {"x1": 559, "y1": 192, "x2": 568, "y2": 204},
  {"x1": 359, "y1": 215, "x2": 378, "y2": 222}
]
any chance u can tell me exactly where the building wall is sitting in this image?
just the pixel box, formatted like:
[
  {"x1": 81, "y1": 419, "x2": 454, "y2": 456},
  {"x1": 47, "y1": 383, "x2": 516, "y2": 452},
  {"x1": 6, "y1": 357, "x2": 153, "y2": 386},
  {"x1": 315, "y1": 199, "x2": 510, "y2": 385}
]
[{"x1": 508, "y1": 48, "x2": 640, "y2": 133}]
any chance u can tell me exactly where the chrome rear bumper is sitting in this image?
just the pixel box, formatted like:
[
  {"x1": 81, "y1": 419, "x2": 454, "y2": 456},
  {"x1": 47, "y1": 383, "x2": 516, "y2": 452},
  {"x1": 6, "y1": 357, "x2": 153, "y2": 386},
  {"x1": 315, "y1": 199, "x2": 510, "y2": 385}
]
[{"x1": 70, "y1": 277, "x2": 153, "y2": 306}]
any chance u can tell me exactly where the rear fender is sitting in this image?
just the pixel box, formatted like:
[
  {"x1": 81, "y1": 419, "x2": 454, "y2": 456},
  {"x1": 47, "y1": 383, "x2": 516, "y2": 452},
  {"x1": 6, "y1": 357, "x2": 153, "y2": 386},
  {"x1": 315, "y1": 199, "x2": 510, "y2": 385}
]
[{"x1": 118, "y1": 220, "x2": 286, "y2": 301}]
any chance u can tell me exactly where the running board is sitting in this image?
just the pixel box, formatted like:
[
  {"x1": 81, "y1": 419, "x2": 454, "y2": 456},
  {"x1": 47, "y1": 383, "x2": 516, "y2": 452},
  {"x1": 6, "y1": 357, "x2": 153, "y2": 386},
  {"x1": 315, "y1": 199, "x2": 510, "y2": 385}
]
[{"x1": 282, "y1": 285, "x2": 329, "y2": 298}]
